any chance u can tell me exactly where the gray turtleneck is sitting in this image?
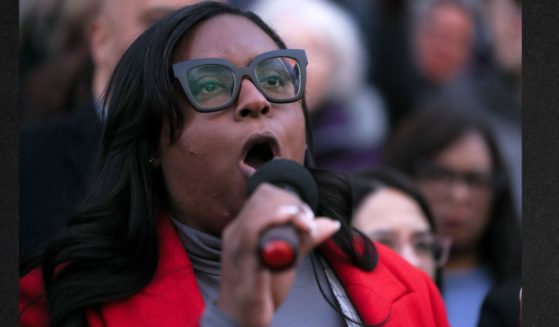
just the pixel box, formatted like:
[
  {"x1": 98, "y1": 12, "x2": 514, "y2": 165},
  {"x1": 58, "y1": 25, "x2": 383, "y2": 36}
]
[{"x1": 172, "y1": 218, "x2": 349, "y2": 327}]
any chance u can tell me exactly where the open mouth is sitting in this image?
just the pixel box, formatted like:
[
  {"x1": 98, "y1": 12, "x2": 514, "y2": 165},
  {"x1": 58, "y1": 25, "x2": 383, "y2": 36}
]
[{"x1": 242, "y1": 136, "x2": 279, "y2": 171}]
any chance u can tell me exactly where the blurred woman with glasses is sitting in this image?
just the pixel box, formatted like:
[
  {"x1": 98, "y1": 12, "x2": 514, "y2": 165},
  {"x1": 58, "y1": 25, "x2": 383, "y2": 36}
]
[
  {"x1": 351, "y1": 168, "x2": 451, "y2": 289},
  {"x1": 381, "y1": 107, "x2": 521, "y2": 327}
]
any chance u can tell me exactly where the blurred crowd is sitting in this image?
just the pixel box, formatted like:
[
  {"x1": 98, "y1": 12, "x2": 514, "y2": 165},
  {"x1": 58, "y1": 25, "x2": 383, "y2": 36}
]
[{"x1": 20, "y1": 0, "x2": 522, "y2": 326}]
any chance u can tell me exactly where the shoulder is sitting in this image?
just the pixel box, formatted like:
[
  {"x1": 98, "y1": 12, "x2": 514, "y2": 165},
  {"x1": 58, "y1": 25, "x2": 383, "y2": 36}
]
[
  {"x1": 321, "y1": 240, "x2": 450, "y2": 326},
  {"x1": 367, "y1": 242, "x2": 442, "y2": 301},
  {"x1": 21, "y1": 119, "x2": 74, "y2": 153},
  {"x1": 371, "y1": 243, "x2": 451, "y2": 326},
  {"x1": 20, "y1": 268, "x2": 50, "y2": 327},
  {"x1": 478, "y1": 277, "x2": 521, "y2": 327},
  {"x1": 22, "y1": 102, "x2": 100, "y2": 144},
  {"x1": 375, "y1": 242, "x2": 433, "y2": 284},
  {"x1": 21, "y1": 102, "x2": 102, "y2": 170},
  {"x1": 322, "y1": 239, "x2": 437, "y2": 288}
]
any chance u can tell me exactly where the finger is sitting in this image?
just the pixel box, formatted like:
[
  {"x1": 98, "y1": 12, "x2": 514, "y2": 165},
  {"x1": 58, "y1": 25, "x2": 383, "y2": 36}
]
[
  {"x1": 308, "y1": 217, "x2": 341, "y2": 248},
  {"x1": 230, "y1": 185, "x2": 304, "y2": 240},
  {"x1": 224, "y1": 202, "x2": 316, "y2": 260},
  {"x1": 276, "y1": 204, "x2": 316, "y2": 236}
]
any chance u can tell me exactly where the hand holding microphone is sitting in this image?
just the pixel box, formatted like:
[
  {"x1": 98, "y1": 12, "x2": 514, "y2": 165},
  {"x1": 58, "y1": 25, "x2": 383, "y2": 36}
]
[
  {"x1": 246, "y1": 159, "x2": 319, "y2": 271},
  {"x1": 217, "y1": 159, "x2": 340, "y2": 325}
]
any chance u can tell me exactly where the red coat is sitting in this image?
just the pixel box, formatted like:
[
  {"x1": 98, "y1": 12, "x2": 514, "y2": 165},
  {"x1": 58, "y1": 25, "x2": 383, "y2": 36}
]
[{"x1": 20, "y1": 214, "x2": 449, "y2": 326}]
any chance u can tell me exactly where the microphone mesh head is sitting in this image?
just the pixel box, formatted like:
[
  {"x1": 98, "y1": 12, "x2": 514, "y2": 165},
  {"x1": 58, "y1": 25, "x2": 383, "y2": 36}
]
[{"x1": 246, "y1": 159, "x2": 319, "y2": 212}]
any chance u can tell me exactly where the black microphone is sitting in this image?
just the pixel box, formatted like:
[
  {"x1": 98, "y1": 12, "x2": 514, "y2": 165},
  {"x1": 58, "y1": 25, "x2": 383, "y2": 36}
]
[{"x1": 246, "y1": 159, "x2": 319, "y2": 272}]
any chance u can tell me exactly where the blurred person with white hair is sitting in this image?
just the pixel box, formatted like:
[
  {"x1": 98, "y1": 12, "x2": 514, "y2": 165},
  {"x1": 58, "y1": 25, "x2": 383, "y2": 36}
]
[{"x1": 251, "y1": 0, "x2": 388, "y2": 173}]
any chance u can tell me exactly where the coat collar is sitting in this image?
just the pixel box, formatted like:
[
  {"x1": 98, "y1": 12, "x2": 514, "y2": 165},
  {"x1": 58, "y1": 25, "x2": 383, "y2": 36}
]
[
  {"x1": 93, "y1": 214, "x2": 410, "y2": 326},
  {"x1": 90, "y1": 213, "x2": 205, "y2": 326},
  {"x1": 319, "y1": 240, "x2": 410, "y2": 325}
]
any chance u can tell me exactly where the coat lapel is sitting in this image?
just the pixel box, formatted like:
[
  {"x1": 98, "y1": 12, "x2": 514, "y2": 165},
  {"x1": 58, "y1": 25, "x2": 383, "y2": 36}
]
[
  {"x1": 320, "y1": 240, "x2": 410, "y2": 325},
  {"x1": 89, "y1": 214, "x2": 205, "y2": 326}
]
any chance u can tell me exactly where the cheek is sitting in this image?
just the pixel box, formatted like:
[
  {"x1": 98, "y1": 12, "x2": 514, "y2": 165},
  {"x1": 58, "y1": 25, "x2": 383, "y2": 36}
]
[
  {"x1": 282, "y1": 108, "x2": 309, "y2": 162},
  {"x1": 417, "y1": 183, "x2": 442, "y2": 210},
  {"x1": 470, "y1": 202, "x2": 492, "y2": 231},
  {"x1": 159, "y1": 134, "x2": 198, "y2": 195},
  {"x1": 159, "y1": 125, "x2": 245, "y2": 232},
  {"x1": 162, "y1": 124, "x2": 232, "y2": 178},
  {"x1": 421, "y1": 257, "x2": 437, "y2": 280},
  {"x1": 159, "y1": 121, "x2": 218, "y2": 188},
  {"x1": 292, "y1": 127, "x2": 308, "y2": 161}
]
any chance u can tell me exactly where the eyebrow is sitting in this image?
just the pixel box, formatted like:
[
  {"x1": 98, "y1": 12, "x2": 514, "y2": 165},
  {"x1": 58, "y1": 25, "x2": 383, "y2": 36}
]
[
  {"x1": 411, "y1": 231, "x2": 434, "y2": 239},
  {"x1": 368, "y1": 230, "x2": 396, "y2": 239},
  {"x1": 368, "y1": 229, "x2": 433, "y2": 239}
]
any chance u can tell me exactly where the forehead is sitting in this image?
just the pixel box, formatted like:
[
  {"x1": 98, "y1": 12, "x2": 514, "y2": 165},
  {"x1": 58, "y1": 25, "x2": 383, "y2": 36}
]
[
  {"x1": 431, "y1": 5, "x2": 473, "y2": 30},
  {"x1": 173, "y1": 14, "x2": 280, "y2": 64},
  {"x1": 105, "y1": 0, "x2": 191, "y2": 18},
  {"x1": 434, "y1": 131, "x2": 492, "y2": 171},
  {"x1": 355, "y1": 188, "x2": 429, "y2": 231}
]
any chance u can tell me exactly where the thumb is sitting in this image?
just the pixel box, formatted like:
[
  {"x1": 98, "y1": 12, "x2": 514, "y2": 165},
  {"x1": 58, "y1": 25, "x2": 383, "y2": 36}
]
[{"x1": 311, "y1": 217, "x2": 342, "y2": 246}]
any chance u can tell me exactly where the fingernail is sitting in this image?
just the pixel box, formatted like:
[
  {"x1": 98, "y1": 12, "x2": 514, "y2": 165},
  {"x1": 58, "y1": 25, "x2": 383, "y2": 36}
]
[
  {"x1": 332, "y1": 220, "x2": 341, "y2": 231},
  {"x1": 277, "y1": 205, "x2": 299, "y2": 216},
  {"x1": 300, "y1": 204, "x2": 315, "y2": 223}
]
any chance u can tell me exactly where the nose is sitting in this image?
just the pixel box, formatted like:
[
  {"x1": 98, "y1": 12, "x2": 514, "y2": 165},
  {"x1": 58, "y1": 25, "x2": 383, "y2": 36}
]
[
  {"x1": 448, "y1": 179, "x2": 471, "y2": 202},
  {"x1": 234, "y1": 78, "x2": 271, "y2": 120}
]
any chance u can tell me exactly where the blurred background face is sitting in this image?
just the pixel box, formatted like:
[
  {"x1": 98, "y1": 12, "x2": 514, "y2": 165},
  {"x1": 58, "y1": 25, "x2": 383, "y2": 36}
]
[
  {"x1": 416, "y1": 131, "x2": 493, "y2": 253},
  {"x1": 271, "y1": 24, "x2": 336, "y2": 112},
  {"x1": 487, "y1": 0, "x2": 522, "y2": 73},
  {"x1": 413, "y1": 3, "x2": 474, "y2": 83},
  {"x1": 352, "y1": 188, "x2": 437, "y2": 279},
  {"x1": 91, "y1": 0, "x2": 222, "y2": 98}
]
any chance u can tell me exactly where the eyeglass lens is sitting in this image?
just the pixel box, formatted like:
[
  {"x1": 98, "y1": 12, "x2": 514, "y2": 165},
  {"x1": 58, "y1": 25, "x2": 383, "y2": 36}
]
[
  {"x1": 418, "y1": 161, "x2": 493, "y2": 190},
  {"x1": 373, "y1": 234, "x2": 439, "y2": 258},
  {"x1": 186, "y1": 57, "x2": 301, "y2": 110},
  {"x1": 188, "y1": 65, "x2": 235, "y2": 109}
]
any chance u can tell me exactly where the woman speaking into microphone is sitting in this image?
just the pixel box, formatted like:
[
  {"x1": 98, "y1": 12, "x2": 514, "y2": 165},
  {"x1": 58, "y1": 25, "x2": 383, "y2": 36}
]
[{"x1": 20, "y1": 2, "x2": 449, "y2": 326}]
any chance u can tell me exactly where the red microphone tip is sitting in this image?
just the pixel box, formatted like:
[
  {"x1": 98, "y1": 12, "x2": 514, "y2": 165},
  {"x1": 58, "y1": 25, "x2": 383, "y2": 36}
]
[{"x1": 261, "y1": 240, "x2": 296, "y2": 270}]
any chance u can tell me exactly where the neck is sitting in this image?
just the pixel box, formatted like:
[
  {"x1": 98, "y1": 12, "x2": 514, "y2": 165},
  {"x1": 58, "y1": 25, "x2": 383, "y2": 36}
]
[
  {"x1": 445, "y1": 246, "x2": 481, "y2": 271},
  {"x1": 93, "y1": 70, "x2": 107, "y2": 101}
]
